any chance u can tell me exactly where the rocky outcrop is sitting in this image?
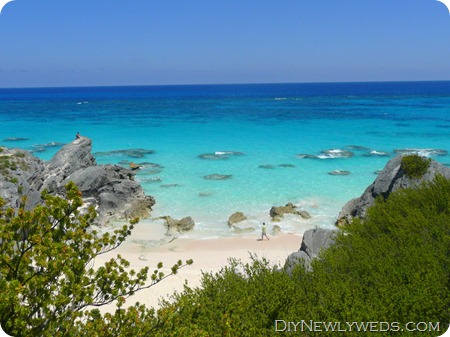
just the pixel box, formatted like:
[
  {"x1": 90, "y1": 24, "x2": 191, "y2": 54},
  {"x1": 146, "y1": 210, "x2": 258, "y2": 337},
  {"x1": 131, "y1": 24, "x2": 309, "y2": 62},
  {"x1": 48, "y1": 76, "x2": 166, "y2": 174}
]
[
  {"x1": 227, "y1": 211, "x2": 247, "y2": 227},
  {"x1": 270, "y1": 202, "x2": 311, "y2": 221},
  {"x1": 0, "y1": 137, "x2": 155, "y2": 224},
  {"x1": 284, "y1": 228, "x2": 337, "y2": 273},
  {"x1": 163, "y1": 216, "x2": 195, "y2": 232},
  {"x1": 336, "y1": 155, "x2": 450, "y2": 226}
]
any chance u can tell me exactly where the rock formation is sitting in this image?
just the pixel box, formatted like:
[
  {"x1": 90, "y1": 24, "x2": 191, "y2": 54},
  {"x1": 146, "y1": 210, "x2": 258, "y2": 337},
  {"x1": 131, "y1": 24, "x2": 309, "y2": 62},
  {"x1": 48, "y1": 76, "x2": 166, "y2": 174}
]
[
  {"x1": 162, "y1": 216, "x2": 195, "y2": 232},
  {"x1": 284, "y1": 227, "x2": 337, "y2": 273},
  {"x1": 0, "y1": 137, "x2": 155, "y2": 224},
  {"x1": 269, "y1": 202, "x2": 311, "y2": 221},
  {"x1": 336, "y1": 154, "x2": 450, "y2": 226},
  {"x1": 227, "y1": 212, "x2": 247, "y2": 227}
]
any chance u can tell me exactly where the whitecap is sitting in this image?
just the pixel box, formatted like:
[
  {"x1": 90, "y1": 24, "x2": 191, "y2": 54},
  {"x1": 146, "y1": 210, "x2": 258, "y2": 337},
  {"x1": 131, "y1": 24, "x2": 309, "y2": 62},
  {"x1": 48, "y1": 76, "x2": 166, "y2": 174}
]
[
  {"x1": 394, "y1": 148, "x2": 448, "y2": 157},
  {"x1": 364, "y1": 150, "x2": 390, "y2": 157},
  {"x1": 317, "y1": 149, "x2": 354, "y2": 159}
]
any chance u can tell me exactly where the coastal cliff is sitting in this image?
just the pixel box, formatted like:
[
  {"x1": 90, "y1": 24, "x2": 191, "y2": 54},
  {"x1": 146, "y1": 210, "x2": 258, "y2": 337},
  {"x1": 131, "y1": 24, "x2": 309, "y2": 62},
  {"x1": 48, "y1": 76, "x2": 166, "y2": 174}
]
[{"x1": 0, "y1": 137, "x2": 155, "y2": 224}]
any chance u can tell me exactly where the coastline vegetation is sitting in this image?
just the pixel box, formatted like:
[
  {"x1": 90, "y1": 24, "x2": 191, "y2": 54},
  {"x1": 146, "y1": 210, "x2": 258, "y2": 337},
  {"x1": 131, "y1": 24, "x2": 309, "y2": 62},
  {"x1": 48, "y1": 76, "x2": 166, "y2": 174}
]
[
  {"x1": 401, "y1": 154, "x2": 432, "y2": 179},
  {"x1": 1, "y1": 177, "x2": 449, "y2": 336},
  {"x1": 0, "y1": 182, "x2": 192, "y2": 337}
]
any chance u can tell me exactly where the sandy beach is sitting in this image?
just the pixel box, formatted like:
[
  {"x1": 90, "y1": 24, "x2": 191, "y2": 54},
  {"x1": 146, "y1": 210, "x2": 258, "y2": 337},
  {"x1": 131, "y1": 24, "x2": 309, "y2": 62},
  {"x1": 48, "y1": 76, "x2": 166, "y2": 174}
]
[{"x1": 95, "y1": 231, "x2": 302, "y2": 311}]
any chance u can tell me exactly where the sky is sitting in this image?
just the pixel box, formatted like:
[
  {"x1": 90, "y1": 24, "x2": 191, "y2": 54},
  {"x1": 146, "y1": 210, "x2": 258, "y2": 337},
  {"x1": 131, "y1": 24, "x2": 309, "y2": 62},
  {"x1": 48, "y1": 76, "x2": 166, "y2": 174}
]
[{"x1": 0, "y1": 0, "x2": 450, "y2": 88}]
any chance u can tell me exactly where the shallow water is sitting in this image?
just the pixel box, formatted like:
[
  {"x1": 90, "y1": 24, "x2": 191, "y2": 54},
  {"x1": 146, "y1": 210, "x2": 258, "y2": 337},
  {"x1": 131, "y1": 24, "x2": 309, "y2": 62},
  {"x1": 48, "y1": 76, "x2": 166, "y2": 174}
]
[{"x1": 1, "y1": 82, "x2": 449, "y2": 238}]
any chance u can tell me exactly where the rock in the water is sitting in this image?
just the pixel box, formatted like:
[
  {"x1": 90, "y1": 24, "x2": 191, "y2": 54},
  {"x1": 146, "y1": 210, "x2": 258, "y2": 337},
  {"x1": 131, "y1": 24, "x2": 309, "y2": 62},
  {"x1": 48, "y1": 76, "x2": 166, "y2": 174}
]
[
  {"x1": 227, "y1": 211, "x2": 247, "y2": 227},
  {"x1": 164, "y1": 216, "x2": 195, "y2": 232},
  {"x1": 328, "y1": 170, "x2": 351, "y2": 175},
  {"x1": 318, "y1": 149, "x2": 354, "y2": 159},
  {"x1": 198, "y1": 151, "x2": 244, "y2": 160},
  {"x1": 336, "y1": 154, "x2": 450, "y2": 226},
  {"x1": 272, "y1": 224, "x2": 281, "y2": 235},
  {"x1": 269, "y1": 202, "x2": 311, "y2": 221},
  {"x1": 285, "y1": 228, "x2": 337, "y2": 273},
  {"x1": 204, "y1": 174, "x2": 233, "y2": 180}
]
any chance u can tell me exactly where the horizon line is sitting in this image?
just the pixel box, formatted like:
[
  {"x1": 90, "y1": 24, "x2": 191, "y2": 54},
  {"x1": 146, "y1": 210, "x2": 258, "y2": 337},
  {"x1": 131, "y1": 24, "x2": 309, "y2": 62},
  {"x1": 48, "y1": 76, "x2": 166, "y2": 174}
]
[{"x1": 1, "y1": 79, "x2": 450, "y2": 90}]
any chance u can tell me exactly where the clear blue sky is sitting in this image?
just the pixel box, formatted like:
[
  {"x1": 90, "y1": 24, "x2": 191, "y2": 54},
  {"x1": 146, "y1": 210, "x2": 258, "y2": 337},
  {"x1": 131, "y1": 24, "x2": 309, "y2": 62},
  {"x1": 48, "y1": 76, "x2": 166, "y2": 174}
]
[{"x1": 0, "y1": 0, "x2": 450, "y2": 88}]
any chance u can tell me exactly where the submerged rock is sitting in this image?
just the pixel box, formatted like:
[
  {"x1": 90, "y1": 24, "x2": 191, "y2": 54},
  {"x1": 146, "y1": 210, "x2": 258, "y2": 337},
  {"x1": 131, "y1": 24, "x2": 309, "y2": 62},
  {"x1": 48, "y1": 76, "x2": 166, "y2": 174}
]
[
  {"x1": 95, "y1": 148, "x2": 155, "y2": 158},
  {"x1": 204, "y1": 174, "x2": 233, "y2": 180},
  {"x1": 328, "y1": 170, "x2": 351, "y2": 175},
  {"x1": 318, "y1": 149, "x2": 354, "y2": 159},
  {"x1": 297, "y1": 149, "x2": 354, "y2": 160},
  {"x1": 198, "y1": 151, "x2": 244, "y2": 160},
  {"x1": 3, "y1": 137, "x2": 30, "y2": 142},
  {"x1": 258, "y1": 164, "x2": 275, "y2": 169},
  {"x1": 272, "y1": 224, "x2": 281, "y2": 235}
]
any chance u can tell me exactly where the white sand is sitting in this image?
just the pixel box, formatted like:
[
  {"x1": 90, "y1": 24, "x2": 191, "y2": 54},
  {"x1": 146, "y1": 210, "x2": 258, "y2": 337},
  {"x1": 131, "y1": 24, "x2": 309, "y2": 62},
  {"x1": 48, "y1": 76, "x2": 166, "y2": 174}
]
[{"x1": 95, "y1": 232, "x2": 302, "y2": 311}]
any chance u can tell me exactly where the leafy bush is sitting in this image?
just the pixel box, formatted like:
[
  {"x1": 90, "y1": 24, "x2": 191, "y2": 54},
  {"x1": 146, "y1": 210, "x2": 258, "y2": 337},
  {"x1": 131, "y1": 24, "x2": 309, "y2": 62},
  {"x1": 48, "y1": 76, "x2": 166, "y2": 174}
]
[
  {"x1": 0, "y1": 182, "x2": 192, "y2": 336},
  {"x1": 153, "y1": 176, "x2": 450, "y2": 336},
  {"x1": 401, "y1": 154, "x2": 431, "y2": 179}
]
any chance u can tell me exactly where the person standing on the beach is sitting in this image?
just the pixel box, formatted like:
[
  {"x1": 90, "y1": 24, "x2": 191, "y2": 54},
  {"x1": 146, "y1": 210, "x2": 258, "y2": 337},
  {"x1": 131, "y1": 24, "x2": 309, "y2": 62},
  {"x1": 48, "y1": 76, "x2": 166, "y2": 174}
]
[{"x1": 261, "y1": 222, "x2": 269, "y2": 240}]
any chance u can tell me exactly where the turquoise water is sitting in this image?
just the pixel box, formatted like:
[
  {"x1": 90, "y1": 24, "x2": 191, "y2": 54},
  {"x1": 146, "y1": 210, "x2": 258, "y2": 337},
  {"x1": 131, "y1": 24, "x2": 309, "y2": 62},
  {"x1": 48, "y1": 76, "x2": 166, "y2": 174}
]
[{"x1": 1, "y1": 82, "x2": 449, "y2": 238}]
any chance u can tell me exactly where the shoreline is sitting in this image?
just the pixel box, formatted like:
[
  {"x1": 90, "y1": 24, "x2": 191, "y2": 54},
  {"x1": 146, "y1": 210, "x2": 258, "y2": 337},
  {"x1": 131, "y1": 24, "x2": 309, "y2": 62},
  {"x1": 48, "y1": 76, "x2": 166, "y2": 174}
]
[{"x1": 95, "y1": 233, "x2": 302, "y2": 311}]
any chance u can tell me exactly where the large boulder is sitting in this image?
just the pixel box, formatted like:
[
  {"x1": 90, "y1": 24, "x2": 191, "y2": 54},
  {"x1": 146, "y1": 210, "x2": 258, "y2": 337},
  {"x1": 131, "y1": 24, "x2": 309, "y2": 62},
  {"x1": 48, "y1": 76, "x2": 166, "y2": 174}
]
[
  {"x1": 285, "y1": 228, "x2": 337, "y2": 273},
  {"x1": 227, "y1": 211, "x2": 247, "y2": 227},
  {"x1": 337, "y1": 155, "x2": 450, "y2": 226}
]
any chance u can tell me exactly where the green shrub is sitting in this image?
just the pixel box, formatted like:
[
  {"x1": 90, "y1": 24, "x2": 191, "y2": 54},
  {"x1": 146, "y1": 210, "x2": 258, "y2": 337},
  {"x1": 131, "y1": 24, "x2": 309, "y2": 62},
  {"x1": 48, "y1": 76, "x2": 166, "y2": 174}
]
[
  {"x1": 153, "y1": 176, "x2": 450, "y2": 336},
  {"x1": 400, "y1": 154, "x2": 431, "y2": 179}
]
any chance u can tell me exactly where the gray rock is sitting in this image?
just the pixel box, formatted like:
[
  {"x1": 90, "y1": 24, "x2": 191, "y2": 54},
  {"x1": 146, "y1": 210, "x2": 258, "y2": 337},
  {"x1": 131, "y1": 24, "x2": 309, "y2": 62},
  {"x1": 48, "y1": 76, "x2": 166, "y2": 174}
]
[
  {"x1": 285, "y1": 228, "x2": 337, "y2": 273},
  {"x1": 45, "y1": 137, "x2": 96, "y2": 183},
  {"x1": 336, "y1": 155, "x2": 450, "y2": 226},
  {"x1": 0, "y1": 137, "x2": 156, "y2": 225}
]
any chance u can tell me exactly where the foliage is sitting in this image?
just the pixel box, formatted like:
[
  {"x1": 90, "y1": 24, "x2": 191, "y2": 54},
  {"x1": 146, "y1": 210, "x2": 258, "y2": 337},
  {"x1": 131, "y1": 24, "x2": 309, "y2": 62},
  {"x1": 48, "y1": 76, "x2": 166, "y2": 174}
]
[
  {"x1": 0, "y1": 182, "x2": 192, "y2": 337},
  {"x1": 153, "y1": 176, "x2": 450, "y2": 336},
  {"x1": 400, "y1": 154, "x2": 431, "y2": 179}
]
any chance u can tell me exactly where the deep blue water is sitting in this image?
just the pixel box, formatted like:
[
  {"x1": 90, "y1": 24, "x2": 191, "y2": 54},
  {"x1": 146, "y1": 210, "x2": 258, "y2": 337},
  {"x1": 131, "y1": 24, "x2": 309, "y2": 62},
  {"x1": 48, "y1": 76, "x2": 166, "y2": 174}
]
[{"x1": 1, "y1": 81, "x2": 449, "y2": 238}]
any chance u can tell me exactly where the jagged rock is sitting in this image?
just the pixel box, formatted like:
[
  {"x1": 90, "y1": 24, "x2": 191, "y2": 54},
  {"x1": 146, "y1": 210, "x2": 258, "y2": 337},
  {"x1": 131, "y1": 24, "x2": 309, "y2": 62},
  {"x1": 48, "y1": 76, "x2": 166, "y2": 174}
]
[
  {"x1": 269, "y1": 202, "x2": 311, "y2": 221},
  {"x1": 336, "y1": 155, "x2": 450, "y2": 225},
  {"x1": 228, "y1": 211, "x2": 247, "y2": 227},
  {"x1": 0, "y1": 137, "x2": 156, "y2": 225},
  {"x1": 285, "y1": 228, "x2": 337, "y2": 273},
  {"x1": 45, "y1": 137, "x2": 96, "y2": 183},
  {"x1": 163, "y1": 216, "x2": 195, "y2": 232}
]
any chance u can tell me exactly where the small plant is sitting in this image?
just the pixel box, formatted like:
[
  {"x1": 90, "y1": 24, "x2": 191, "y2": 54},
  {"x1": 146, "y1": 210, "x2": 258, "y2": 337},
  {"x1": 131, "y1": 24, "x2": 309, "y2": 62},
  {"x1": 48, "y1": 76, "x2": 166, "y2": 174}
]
[{"x1": 400, "y1": 154, "x2": 431, "y2": 179}]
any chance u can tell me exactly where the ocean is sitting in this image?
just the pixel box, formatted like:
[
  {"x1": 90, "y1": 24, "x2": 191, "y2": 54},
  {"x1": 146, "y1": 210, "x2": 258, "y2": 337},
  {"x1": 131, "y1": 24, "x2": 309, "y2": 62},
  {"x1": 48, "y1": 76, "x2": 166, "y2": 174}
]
[{"x1": 1, "y1": 81, "x2": 449, "y2": 239}]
